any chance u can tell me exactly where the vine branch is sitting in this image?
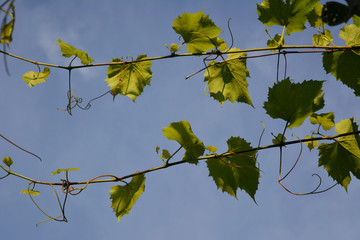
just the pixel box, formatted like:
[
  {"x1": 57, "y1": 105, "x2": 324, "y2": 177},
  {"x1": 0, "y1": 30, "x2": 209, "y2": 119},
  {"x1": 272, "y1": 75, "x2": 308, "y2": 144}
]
[{"x1": 1, "y1": 130, "x2": 359, "y2": 187}]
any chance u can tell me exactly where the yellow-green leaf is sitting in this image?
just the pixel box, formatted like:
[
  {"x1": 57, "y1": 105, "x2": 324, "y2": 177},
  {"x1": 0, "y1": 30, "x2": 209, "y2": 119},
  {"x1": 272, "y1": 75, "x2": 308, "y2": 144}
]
[
  {"x1": 207, "y1": 137, "x2": 259, "y2": 201},
  {"x1": 2, "y1": 156, "x2": 13, "y2": 167},
  {"x1": 206, "y1": 145, "x2": 218, "y2": 153},
  {"x1": 172, "y1": 10, "x2": 227, "y2": 53},
  {"x1": 163, "y1": 120, "x2": 205, "y2": 164},
  {"x1": 51, "y1": 168, "x2": 80, "y2": 176},
  {"x1": 57, "y1": 39, "x2": 94, "y2": 65},
  {"x1": 110, "y1": 174, "x2": 145, "y2": 222},
  {"x1": 21, "y1": 189, "x2": 40, "y2": 196},
  {"x1": 22, "y1": 67, "x2": 50, "y2": 87},
  {"x1": 0, "y1": 1, "x2": 15, "y2": 45},
  {"x1": 105, "y1": 55, "x2": 152, "y2": 101},
  {"x1": 204, "y1": 48, "x2": 252, "y2": 106}
]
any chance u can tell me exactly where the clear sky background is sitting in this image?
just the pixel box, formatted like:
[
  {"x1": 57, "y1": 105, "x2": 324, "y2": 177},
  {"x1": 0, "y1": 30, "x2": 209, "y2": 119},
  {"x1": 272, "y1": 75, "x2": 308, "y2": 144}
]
[{"x1": 1, "y1": 0, "x2": 360, "y2": 239}]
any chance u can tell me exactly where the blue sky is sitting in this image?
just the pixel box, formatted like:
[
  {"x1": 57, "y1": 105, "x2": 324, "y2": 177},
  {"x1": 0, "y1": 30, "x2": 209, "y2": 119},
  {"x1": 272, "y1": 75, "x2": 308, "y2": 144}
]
[{"x1": 1, "y1": 0, "x2": 360, "y2": 239}]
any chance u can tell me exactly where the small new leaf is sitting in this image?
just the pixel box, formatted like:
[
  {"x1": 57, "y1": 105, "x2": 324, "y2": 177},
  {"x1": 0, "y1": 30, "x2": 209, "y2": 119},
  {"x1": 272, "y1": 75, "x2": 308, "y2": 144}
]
[
  {"x1": 163, "y1": 120, "x2": 205, "y2": 164},
  {"x1": 206, "y1": 145, "x2": 218, "y2": 153},
  {"x1": 105, "y1": 55, "x2": 152, "y2": 101},
  {"x1": 318, "y1": 118, "x2": 360, "y2": 190},
  {"x1": 2, "y1": 156, "x2": 13, "y2": 167},
  {"x1": 172, "y1": 10, "x2": 227, "y2": 53},
  {"x1": 257, "y1": 0, "x2": 320, "y2": 35},
  {"x1": 305, "y1": 135, "x2": 318, "y2": 151},
  {"x1": 161, "y1": 149, "x2": 171, "y2": 160},
  {"x1": 22, "y1": 67, "x2": 50, "y2": 87},
  {"x1": 204, "y1": 48, "x2": 252, "y2": 106},
  {"x1": 51, "y1": 168, "x2": 80, "y2": 176},
  {"x1": 267, "y1": 33, "x2": 285, "y2": 50},
  {"x1": 312, "y1": 29, "x2": 333, "y2": 46},
  {"x1": 169, "y1": 43, "x2": 179, "y2": 53},
  {"x1": 263, "y1": 78, "x2": 324, "y2": 128},
  {"x1": 272, "y1": 133, "x2": 286, "y2": 145},
  {"x1": 309, "y1": 112, "x2": 335, "y2": 130},
  {"x1": 207, "y1": 137, "x2": 259, "y2": 201},
  {"x1": 21, "y1": 189, "x2": 40, "y2": 196},
  {"x1": 110, "y1": 174, "x2": 145, "y2": 222},
  {"x1": 56, "y1": 39, "x2": 94, "y2": 65}
]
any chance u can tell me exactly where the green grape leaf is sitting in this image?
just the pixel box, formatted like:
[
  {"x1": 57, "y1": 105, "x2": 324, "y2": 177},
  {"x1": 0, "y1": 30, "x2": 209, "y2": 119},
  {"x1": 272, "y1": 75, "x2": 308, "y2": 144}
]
[
  {"x1": 307, "y1": 3, "x2": 324, "y2": 27},
  {"x1": 312, "y1": 93, "x2": 325, "y2": 112},
  {"x1": 204, "y1": 48, "x2": 252, "y2": 106},
  {"x1": 207, "y1": 137, "x2": 259, "y2": 201},
  {"x1": 335, "y1": 118, "x2": 360, "y2": 159},
  {"x1": 105, "y1": 55, "x2": 152, "y2": 101},
  {"x1": 353, "y1": 14, "x2": 360, "y2": 26},
  {"x1": 172, "y1": 10, "x2": 227, "y2": 53},
  {"x1": 323, "y1": 51, "x2": 360, "y2": 96},
  {"x1": 257, "y1": 0, "x2": 320, "y2": 35},
  {"x1": 56, "y1": 39, "x2": 94, "y2": 65},
  {"x1": 169, "y1": 43, "x2": 179, "y2": 53},
  {"x1": 309, "y1": 112, "x2": 335, "y2": 130},
  {"x1": 161, "y1": 149, "x2": 171, "y2": 159},
  {"x1": 22, "y1": 67, "x2": 50, "y2": 87},
  {"x1": 339, "y1": 23, "x2": 360, "y2": 47},
  {"x1": 267, "y1": 33, "x2": 285, "y2": 50},
  {"x1": 272, "y1": 133, "x2": 286, "y2": 145},
  {"x1": 162, "y1": 120, "x2": 205, "y2": 164},
  {"x1": 305, "y1": 135, "x2": 318, "y2": 151},
  {"x1": 312, "y1": 29, "x2": 333, "y2": 46},
  {"x1": 2, "y1": 156, "x2": 13, "y2": 167},
  {"x1": 51, "y1": 168, "x2": 80, "y2": 176},
  {"x1": 206, "y1": 145, "x2": 218, "y2": 153},
  {"x1": 263, "y1": 78, "x2": 324, "y2": 128},
  {"x1": 110, "y1": 174, "x2": 145, "y2": 222},
  {"x1": 21, "y1": 190, "x2": 40, "y2": 196},
  {"x1": 0, "y1": 0, "x2": 15, "y2": 45},
  {"x1": 318, "y1": 119, "x2": 360, "y2": 190}
]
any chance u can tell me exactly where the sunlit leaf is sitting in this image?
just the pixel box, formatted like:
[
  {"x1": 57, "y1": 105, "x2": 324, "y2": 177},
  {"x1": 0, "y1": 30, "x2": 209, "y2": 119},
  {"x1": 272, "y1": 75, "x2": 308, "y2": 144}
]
[
  {"x1": 22, "y1": 67, "x2": 50, "y2": 87},
  {"x1": 318, "y1": 118, "x2": 360, "y2": 190},
  {"x1": 305, "y1": 135, "x2": 318, "y2": 151},
  {"x1": 161, "y1": 149, "x2": 171, "y2": 159},
  {"x1": 309, "y1": 112, "x2": 335, "y2": 130},
  {"x1": 267, "y1": 33, "x2": 285, "y2": 50},
  {"x1": 257, "y1": 0, "x2": 320, "y2": 35},
  {"x1": 204, "y1": 48, "x2": 252, "y2": 106},
  {"x1": 172, "y1": 10, "x2": 227, "y2": 53},
  {"x1": 2, "y1": 156, "x2": 13, "y2": 167},
  {"x1": 51, "y1": 168, "x2": 80, "y2": 176},
  {"x1": 206, "y1": 145, "x2": 218, "y2": 153},
  {"x1": 169, "y1": 43, "x2": 179, "y2": 53},
  {"x1": 307, "y1": 3, "x2": 324, "y2": 27},
  {"x1": 263, "y1": 78, "x2": 324, "y2": 128},
  {"x1": 56, "y1": 39, "x2": 94, "y2": 65},
  {"x1": 312, "y1": 29, "x2": 333, "y2": 46},
  {"x1": 105, "y1": 55, "x2": 152, "y2": 101},
  {"x1": 21, "y1": 189, "x2": 40, "y2": 196},
  {"x1": 163, "y1": 120, "x2": 205, "y2": 164},
  {"x1": 110, "y1": 174, "x2": 145, "y2": 222},
  {"x1": 272, "y1": 133, "x2": 286, "y2": 145},
  {"x1": 207, "y1": 137, "x2": 259, "y2": 201},
  {"x1": 0, "y1": 0, "x2": 15, "y2": 45}
]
